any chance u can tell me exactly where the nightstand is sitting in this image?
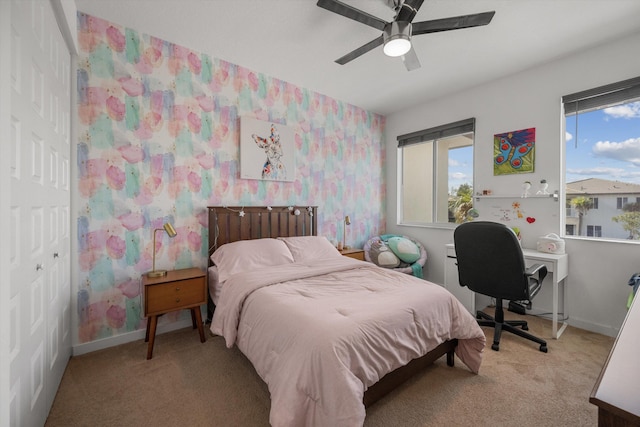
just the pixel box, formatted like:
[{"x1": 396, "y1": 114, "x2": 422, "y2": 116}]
[
  {"x1": 143, "y1": 267, "x2": 207, "y2": 359},
  {"x1": 340, "y1": 248, "x2": 365, "y2": 261}
]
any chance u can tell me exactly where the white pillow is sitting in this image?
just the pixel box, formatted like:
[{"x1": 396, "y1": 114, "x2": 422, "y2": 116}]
[
  {"x1": 278, "y1": 236, "x2": 341, "y2": 262},
  {"x1": 210, "y1": 238, "x2": 294, "y2": 283}
]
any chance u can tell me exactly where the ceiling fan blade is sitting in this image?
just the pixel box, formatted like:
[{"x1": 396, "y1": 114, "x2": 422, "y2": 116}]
[
  {"x1": 317, "y1": 0, "x2": 387, "y2": 31},
  {"x1": 412, "y1": 11, "x2": 495, "y2": 35},
  {"x1": 335, "y1": 35, "x2": 385, "y2": 65},
  {"x1": 402, "y1": 46, "x2": 421, "y2": 71},
  {"x1": 395, "y1": 0, "x2": 424, "y2": 23}
]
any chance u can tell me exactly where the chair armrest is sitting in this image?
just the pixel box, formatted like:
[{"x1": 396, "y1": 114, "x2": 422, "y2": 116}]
[
  {"x1": 525, "y1": 263, "x2": 547, "y2": 282},
  {"x1": 525, "y1": 264, "x2": 548, "y2": 301}
]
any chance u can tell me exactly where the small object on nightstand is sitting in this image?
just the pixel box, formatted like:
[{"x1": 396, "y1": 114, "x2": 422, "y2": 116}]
[
  {"x1": 343, "y1": 215, "x2": 351, "y2": 250},
  {"x1": 143, "y1": 267, "x2": 207, "y2": 359},
  {"x1": 340, "y1": 248, "x2": 365, "y2": 261},
  {"x1": 147, "y1": 222, "x2": 177, "y2": 278}
]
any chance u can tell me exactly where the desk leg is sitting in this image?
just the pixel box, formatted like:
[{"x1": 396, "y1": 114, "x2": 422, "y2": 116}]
[
  {"x1": 552, "y1": 278, "x2": 569, "y2": 339},
  {"x1": 192, "y1": 308, "x2": 206, "y2": 343},
  {"x1": 553, "y1": 280, "x2": 558, "y2": 338},
  {"x1": 146, "y1": 315, "x2": 158, "y2": 360}
]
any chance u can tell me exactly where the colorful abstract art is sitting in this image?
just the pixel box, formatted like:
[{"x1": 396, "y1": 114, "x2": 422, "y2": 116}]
[
  {"x1": 75, "y1": 12, "x2": 386, "y2": 344},
  {"x1": 493, "y1": 127, "x2": 535, "y2": 175}
]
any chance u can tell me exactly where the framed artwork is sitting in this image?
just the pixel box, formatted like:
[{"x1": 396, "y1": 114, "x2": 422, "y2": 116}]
[
  {"x1": 494, "y1": 127, "x2": 535, "y2": 175},
  {"x1": 240, "y1": 117, "x2": 295, "y2": 182}
]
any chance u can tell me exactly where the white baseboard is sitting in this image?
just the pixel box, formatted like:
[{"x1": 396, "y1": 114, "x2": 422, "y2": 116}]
[
  {"x1": 72, "y1": 319, "x2": 195, "y2": 356},
  {"x1": 564, "y1": 316, "x2": 619, "y2": 338},
  {"x1": 526, "y1": 307, "x2": 619, "y2": 338}
]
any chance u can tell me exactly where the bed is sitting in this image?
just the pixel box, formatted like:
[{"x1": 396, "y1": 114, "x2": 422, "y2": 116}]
[{"x1": 207, "y1": 206, "x2": 486, "y2": 427}]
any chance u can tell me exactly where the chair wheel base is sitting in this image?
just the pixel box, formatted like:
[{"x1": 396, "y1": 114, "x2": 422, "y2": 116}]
[
  {"x1": 491, "y1": 343, "x2": 500, "y2": 351},
  {"x1": 540, "y1": 345, "x2": 548, "y2": 353},
  {"x1": 522, "y1": 325, "x2": 529, "y2": 331}
]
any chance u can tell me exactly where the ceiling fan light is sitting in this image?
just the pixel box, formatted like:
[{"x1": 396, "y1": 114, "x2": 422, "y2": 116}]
[
  {"x1": 384, "y1": 38, "x2": 411, "y2": 57},
  {"x1": 383, "y1": 21, "x2": 412, "y2": 57}
]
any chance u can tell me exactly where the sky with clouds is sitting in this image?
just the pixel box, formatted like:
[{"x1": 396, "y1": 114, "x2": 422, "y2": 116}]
[{"x1": 566, "y1": 101, "x2": 640, "y2": 184}]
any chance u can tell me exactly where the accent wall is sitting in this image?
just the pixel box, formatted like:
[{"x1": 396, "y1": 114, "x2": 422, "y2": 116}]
[{"x1": 75, "y1": 12, "x2": 386, "y2": 346}]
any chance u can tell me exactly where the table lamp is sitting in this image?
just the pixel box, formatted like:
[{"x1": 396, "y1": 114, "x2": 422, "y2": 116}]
[
  {"x1": 147, "y1": 222, "x2": 177, "y2": 278},
  {"x1": 343, "y1": 215, "x2": 351, "y2": 250}
]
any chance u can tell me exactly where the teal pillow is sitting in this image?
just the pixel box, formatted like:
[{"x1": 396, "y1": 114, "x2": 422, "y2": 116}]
[
  {"x1": 369, "y1": 240, "x2": 400, "y2": 268},
  {"x1": 387, "y1": 236, "x2": 420, "y2": 264}
]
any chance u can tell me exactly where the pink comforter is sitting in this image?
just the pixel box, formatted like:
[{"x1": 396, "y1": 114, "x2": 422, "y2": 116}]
[{"x1": 211, "y1": 257, "x2": 485, "y2": 427}]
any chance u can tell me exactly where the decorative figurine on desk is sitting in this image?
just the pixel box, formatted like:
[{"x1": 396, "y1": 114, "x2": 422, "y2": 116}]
[
  {"x1": 537, "y1": 179, "x2": 549, "y2": 195},
  {"x1": 511, "y1": 226, "x2": 522, "y2": 244},
  {"x1": 521, "y1": 181, "x2": 531, "y2": 198}
]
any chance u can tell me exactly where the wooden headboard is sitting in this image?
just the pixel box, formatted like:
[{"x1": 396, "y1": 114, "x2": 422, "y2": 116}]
[{"x1": 207, "y1": 206, "x2": 318, "y2": 259}]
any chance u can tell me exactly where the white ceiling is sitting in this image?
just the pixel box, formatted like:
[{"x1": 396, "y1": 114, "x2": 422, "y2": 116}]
[{"x1": 75, "y1": 0, "x2": 640, "y2": 115}]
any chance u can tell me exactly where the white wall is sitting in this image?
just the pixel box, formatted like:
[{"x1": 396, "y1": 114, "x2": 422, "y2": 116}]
[
  {"x1": 51, "y1": 0, "x2": 78, "y2": 53},
  {"x1": 385, "y1": 30, "x2": 640, "y2": 337}
]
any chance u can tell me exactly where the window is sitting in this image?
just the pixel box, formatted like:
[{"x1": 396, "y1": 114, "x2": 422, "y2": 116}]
[
  {"x1": 563, "y1": 76, "x2": 640, "y2": 240},
  {"x1": 586, "y1": 225, "x2": 602, "y2": 237},
  {"x1": 398, "y1": 118, "x2": 475, "y2": 224},
  {"x1": 617, "y1": 197, "x2": 628, "y2": 210}
]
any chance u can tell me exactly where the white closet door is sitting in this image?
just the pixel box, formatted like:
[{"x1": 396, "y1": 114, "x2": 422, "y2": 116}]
[{"x1": 5, "y1": 1, "x2": 72, "y2": 425}]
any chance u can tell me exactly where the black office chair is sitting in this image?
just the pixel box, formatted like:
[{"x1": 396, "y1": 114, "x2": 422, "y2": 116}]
[{"x1": 453, "y1": 221, "x2": 548, "y2": 353}]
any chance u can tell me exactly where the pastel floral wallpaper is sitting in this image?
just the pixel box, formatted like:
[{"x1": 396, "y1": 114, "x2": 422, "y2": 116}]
[{"x1": 76, "y1": 12, "x2": 386, "y2": 344}]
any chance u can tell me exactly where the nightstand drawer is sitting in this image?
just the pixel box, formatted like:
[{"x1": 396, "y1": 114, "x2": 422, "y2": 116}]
[{"x1": 146, "y1": 278, "x2": 205, "y2": 315}]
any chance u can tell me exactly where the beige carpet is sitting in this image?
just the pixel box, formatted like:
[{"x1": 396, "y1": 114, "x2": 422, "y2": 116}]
[{"x1": 45, "y1": 309, "x2": 614, "y2": 427}]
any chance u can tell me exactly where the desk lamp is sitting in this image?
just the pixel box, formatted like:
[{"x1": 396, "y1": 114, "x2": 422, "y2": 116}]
[
  {"x1": 147, "y1": 222, "x2": 177, "y2": 278},
  {"x1": 343, "y1": 215, "x2": 351, "y2": 250}
]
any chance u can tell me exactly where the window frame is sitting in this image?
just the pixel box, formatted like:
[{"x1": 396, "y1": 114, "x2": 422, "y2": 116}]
[
  {"x1": 562, "y1": 76, "x2": 640, "y2": 241},
  {"x1": 397, "y1": 118, "x2": 476, "y2": 226}
]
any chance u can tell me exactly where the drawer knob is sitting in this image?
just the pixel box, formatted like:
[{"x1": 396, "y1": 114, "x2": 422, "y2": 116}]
[
  {"x1": 176, "y1": 298, "x2": 180, "y2": 303},
  {"x1": 175, "y1": 287, "x2": 180, "y2": 291}
]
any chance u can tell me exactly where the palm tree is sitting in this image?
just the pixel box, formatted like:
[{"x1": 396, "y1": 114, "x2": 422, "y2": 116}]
[
  {"x1": 571, "y1": 196, "x2": 593, "y2": 236},
  {"x1": 449, "y1": 184, "x2": 474, "y2": 223},
  {"x1": 612, "y1": 201, "x2": 640, "y2": 239}
]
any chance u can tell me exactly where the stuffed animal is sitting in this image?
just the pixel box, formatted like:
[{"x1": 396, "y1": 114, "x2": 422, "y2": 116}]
[{"x1": 369, "y1": 240, "x2": 400, "y2": 268}]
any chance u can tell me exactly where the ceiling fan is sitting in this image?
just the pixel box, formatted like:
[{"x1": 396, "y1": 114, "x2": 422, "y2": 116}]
[{"x1": 316, "y1": 0, "x2": 495, "y2": 71}]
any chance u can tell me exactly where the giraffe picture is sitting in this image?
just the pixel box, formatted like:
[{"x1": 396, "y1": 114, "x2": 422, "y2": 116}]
[{"x1": 240, "y1": 117, "x2": 295, "y2": 182}]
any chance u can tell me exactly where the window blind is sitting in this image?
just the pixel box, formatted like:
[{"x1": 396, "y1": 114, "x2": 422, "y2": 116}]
[
  {"x1": 563, "y1": 76, "x2": 640, "y2": 115},
  {"x1": 397, "y1": 118, "x2": 475, "y2": 147}
]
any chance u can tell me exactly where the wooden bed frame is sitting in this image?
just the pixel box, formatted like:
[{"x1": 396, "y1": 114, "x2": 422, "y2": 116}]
[{"x1": 207, "y1": 206, "x2": 457, "y2": 408}]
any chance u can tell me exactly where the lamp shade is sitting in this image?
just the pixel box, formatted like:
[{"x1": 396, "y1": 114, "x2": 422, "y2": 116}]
[
  {"x1": 163, "y1": 222, "x2": 177, "y2": 237},
  {"x1": 383, "y1": 21, "x2": 412, "y2": 57}
]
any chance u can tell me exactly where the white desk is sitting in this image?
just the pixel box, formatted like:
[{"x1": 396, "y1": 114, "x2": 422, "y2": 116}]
[{"x1": 444, "y1": 244, "x2": 569, "y2": 339}]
